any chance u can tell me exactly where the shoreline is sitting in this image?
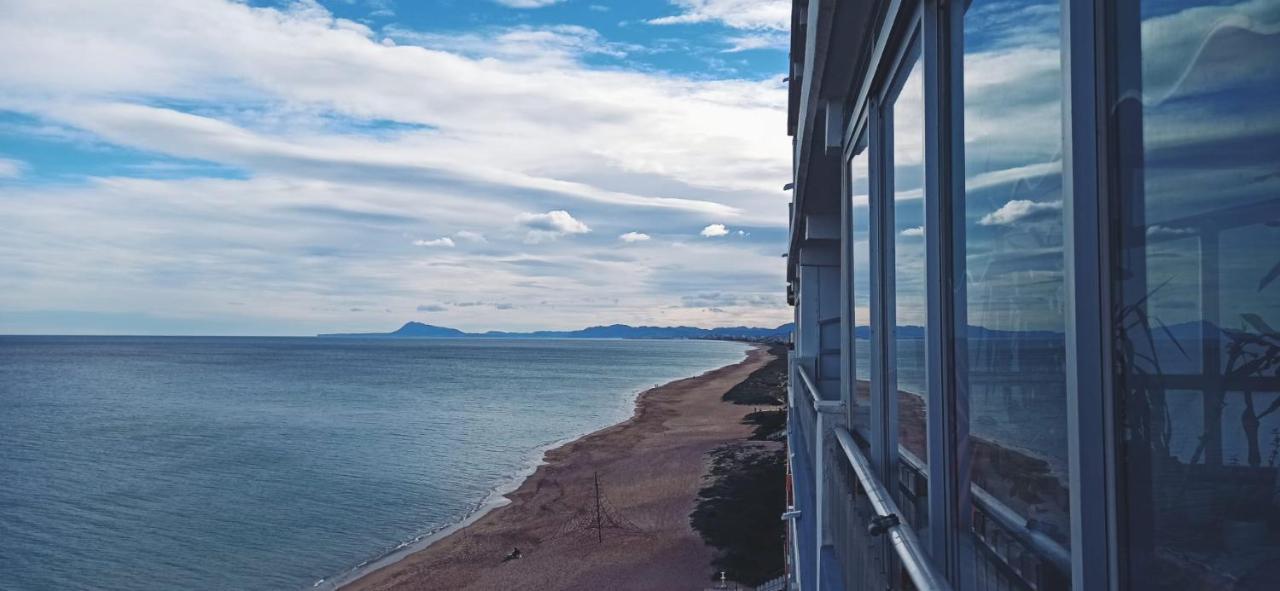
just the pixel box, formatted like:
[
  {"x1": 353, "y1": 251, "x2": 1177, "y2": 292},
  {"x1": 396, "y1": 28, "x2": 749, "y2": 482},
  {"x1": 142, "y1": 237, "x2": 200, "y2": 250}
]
[
  {"x1": 334, "y1": 344, "x2": 769, "y2": 591},
  {"x1": 316, "y1": 437, "x2": 542, "y2": 591}
]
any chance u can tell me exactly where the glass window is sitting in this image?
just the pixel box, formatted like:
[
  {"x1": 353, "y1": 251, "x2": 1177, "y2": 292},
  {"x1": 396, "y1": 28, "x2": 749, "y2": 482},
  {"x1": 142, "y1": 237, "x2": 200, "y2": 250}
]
[
  {"x1": 1115, "y1": 1, "x2": 1280, "y2": 588},
  {"x1": 963, "y1": 0, "x2": 1072, "y2": 587},
  {"x1": 850, "y1": 148, "x2": 872, "y2": 440},
  {"x1": 890, "y1": 48, "x2": 928, "y2": 530}
]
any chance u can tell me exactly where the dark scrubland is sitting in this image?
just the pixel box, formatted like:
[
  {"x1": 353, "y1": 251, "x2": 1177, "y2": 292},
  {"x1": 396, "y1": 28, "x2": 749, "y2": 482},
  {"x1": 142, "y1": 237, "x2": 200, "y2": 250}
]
[
  {"x1": 722, "y1": 344, "x2": 788, "y2": 406},
  {"x1": 693, "y1": 343, "x2": 789, "y2": 585}
]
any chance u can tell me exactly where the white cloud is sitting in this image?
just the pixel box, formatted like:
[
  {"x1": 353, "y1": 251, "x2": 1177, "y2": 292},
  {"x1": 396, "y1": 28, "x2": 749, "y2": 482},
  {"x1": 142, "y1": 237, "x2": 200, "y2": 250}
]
[
  {"x1": 0, "y1": 176, "x2": 794, "y2": 334},
  {"x1": 413, "y1": 237, "x2": 455, "y2": 247},
  {"x1": 701, "y1": 223, "x2": 729, "y2": 237},
  {"x1": 723, "y1": 31, "x2": 789, "y2": 52},
  {"x1": 517, "y1": 210, "x2": 590, "y2": 243},
  {"x1": 492, "y1": 0, "x2": 564, "y2": 7},
  {"x1": 384, "y1": 24, "x2": 633, "y2": 63},
  {"x1": 978, "y1": 199, "x2": 1063, "y2": 226},
  {"x1": 1146, "y1": 225, "x2": 1197, "y2": 240},
  {"x1": 453, "y1": 230, "x2": 487, "y2": 243},
  {"x1": 649, "y1": 0, "x2": 791, "y2": 30},
  {"x1": 517, "y1": 210, "x2": 590, "y2": 234},
  {"x1": 900, "y1": 226, "x2": 924, "y2": 237},
  {"x1": 0, "y1": 1, "x2": 797, "y2": 334},
  {"x1": 0, "y1": 157, "x2": 26, "y2": 178},
  {"x1": 0, "y1": 1, "x2": 785, "y2": 220},
  {"x1": 619, "y1": 231, "x2": 651, "y2": 242}
]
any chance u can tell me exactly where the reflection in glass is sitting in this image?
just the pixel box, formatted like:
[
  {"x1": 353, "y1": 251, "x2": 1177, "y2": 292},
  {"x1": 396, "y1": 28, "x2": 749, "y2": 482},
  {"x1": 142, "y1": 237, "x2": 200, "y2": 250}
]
[
  {"x1": 963, "y1": 0, "x2": 1071, "y2": 587},
  {"x1": 891, "y1": 51, "x2": 928, "y2": 530},
  {"x1": 849, "y1": 150, "x2": 872, "y2": 439},
  {"x1": 1117, "y1": 1, "x2": 1280, "y2": 588}
]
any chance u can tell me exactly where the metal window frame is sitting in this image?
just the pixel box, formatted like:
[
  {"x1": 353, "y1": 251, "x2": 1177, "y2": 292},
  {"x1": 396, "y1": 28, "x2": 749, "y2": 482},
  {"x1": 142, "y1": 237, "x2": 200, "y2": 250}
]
[
  {"x1": 868, "y1": 93, "x2": 894, "y2": 496},
  {"x1": 842, "y1": 112, "x2": 870, "y2": 437},
  {"x1": 877, "y1": 9, "x2": 922, "y2": 494},
  {"x1": 923, "y1": 0, "x2": 966, "y2": 581},
  {"x1": 848, "y1": 0, "x2": 968, "y2": 577},
  {"x1": 823, "y1": 1, "x2": 1139, "y2": 589},
  {"x1": 1062, "y1": 0, "x2": 1120, "y2": 589},
  {"x1": 876, "y1": 12, "x2": 934, "y2": 584},
  {"x1": 837, "y1": 0, "x2": 978, "y2": 587}
]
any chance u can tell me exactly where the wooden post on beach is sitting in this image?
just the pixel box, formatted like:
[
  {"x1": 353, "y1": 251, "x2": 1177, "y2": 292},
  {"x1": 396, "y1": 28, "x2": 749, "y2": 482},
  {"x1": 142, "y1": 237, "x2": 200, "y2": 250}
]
[{"x1": 594, "y1": 471, "x2": 603, "y2": 543}]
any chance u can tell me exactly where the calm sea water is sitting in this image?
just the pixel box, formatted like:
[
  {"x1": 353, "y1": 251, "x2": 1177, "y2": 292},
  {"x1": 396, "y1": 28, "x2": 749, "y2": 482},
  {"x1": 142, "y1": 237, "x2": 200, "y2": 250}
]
[{"x1": 0, "y1": 337, "x2": 749, "y2": 591}]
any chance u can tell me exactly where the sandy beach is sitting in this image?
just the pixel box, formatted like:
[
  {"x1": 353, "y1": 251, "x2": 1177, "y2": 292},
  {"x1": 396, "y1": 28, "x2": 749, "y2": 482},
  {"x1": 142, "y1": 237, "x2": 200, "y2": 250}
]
[{"x1": 341, "y1": 344, "x2": 773, "y2": 591}]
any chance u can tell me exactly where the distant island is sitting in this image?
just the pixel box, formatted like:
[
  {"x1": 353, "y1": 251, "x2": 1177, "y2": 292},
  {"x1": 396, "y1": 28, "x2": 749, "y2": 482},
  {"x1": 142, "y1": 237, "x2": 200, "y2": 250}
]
[{"x1": 319, "y1": 321, "x2": 795, "y2": 342}]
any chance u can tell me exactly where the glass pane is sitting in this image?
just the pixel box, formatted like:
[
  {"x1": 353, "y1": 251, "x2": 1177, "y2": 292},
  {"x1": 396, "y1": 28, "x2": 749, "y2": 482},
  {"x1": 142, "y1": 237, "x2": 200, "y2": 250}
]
[
  {"x1": 891, "y1": 50, "x2": 927, "y2": 530},
  {"x1": 963, "y1": 0, "x2": 1072, "y2": 588},
  {"x1": 1117, "y1": 2, "x2": 1280, "y2": 588},
  {"x1": 850, "y1": 150, "x2": 872, "y2": 440}
]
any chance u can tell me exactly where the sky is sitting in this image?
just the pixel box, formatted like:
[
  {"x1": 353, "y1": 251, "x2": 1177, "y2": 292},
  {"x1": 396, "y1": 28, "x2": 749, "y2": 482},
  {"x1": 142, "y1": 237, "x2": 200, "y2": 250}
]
[
  {"x1": 2, "y1": 0, "x2": 1276, "y2": 337},
  {"x1": 0, "y1": 0, "x2": 795, "y2": 336}
]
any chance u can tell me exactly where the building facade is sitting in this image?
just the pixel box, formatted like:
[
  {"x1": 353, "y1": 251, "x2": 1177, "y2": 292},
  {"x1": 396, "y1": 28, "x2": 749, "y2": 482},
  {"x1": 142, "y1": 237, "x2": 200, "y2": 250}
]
[{"x1": 783, "y1": 0, "x2": 1280, "y2": 590}]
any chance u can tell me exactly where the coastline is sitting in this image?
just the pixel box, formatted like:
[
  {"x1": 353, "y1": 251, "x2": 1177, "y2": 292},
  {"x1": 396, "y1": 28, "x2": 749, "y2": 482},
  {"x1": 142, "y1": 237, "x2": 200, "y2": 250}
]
[{"x1": 335, "y1": 344, "x2": 770, "y2": 591}]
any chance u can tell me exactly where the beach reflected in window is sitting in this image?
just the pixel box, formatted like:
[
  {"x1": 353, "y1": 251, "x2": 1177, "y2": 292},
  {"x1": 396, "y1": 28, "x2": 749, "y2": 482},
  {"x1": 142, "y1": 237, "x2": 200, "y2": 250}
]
[
  {"x1": 891, "y1": 50, "x2": 928, "y2": 532},
  {"x1": 963, "y1": 0, "x2": 1072, "y2": 587}
]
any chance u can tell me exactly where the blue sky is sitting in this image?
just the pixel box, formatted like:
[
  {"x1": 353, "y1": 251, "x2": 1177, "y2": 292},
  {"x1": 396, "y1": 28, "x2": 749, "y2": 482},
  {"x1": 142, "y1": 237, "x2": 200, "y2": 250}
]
[
  {"x1": 0, "y1": 0, "x2": 794, "y2": 335},
  {"x1": 2, "y1": 0, "x2": 1275, "y2": 336}
]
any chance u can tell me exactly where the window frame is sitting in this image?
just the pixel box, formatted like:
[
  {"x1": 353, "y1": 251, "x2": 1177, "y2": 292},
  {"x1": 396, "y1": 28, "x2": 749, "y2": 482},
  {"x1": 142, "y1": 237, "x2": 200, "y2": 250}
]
[
  {"x1": 834, "y1": 0, "x2": 1133, "y2": 588},
  {"x1": 1062, "y1": 0, "x2": 1122, "y2": 589},
  {"x1": 842, "y1": 0, "x2": 968, "y2": 580}
]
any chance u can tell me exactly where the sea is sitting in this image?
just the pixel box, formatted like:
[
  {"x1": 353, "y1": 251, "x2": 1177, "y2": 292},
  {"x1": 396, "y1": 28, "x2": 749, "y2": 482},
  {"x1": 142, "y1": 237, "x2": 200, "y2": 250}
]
[{"x1": 0, "y1": 336, "x2": 750, "y2": 591}]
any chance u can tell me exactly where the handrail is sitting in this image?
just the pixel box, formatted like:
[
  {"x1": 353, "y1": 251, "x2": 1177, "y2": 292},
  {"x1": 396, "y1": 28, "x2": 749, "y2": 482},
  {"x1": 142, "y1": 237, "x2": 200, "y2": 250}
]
[
  {"x1": 898, "y1": 445, "x2": 927, "y2": 474},
  {"x1": 796, "y1": 364, "x2": 844, "y2": 413},
  {"x1": 970, "y1": 485, "x2": 1072, "y2": 575},
  {"x1": 786, "y1": 510, "x2": 802, "y2": 589},
  {"x1": 833, "y1": 427, "x2": 953, "y2": 591},
  {"x1": 895, "y1": 443, "x2": 1071, "y2": 577}
]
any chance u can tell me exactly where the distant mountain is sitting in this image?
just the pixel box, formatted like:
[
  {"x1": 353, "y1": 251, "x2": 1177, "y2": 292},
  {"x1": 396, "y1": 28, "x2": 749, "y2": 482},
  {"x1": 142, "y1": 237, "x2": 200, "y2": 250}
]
[
  {"x1": 319, "y1": 322, "x2": 795, "y2": 341},
  {"x1": 322, "y1": 319, "x2": 1241, "y2": 342},
  {"x1": 849, "y1": 325, "x2": 1063, "y2": 340},
  {"x1": 321, "y1": 321, "x2": 467, "y2": 338}
]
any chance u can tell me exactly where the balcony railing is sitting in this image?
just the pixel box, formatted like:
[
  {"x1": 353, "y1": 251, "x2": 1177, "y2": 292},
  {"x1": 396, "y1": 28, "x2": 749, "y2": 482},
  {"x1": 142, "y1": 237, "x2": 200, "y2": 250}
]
[
  {"x1": 895, "y1": 446, "x2": 1071, "y2": 591},
  {"x1": 788, "y1": 359, "x2": 1072, "y2": 591},
  {"x1": 832, "y1": 426, "x2": 953, "y2": 591}
]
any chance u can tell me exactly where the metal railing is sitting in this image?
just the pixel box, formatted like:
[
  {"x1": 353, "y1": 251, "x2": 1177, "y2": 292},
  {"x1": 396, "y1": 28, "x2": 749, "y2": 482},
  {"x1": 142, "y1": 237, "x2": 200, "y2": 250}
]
[
  {"x1": 970, "y1": 487, "x2": 1071, "y2": 576},
  {"x1": 797, "y1": 363, "x2": 842, "y2": 413},
  {"x1": 790, "y1": 354, "x2": 1071, "y2": 591},
  {"x1": 793, "y1": 360, "x2": 949, "y2": 591},
  {"x1": 833, "y1": 427, "x2": 954, "y2": 591},
  {"x1": 894, "y1": 446, "x2": 1070, "y2": 591},
  {"x1": 795, "y1": 363, "x2": 843, "y2": 588}
]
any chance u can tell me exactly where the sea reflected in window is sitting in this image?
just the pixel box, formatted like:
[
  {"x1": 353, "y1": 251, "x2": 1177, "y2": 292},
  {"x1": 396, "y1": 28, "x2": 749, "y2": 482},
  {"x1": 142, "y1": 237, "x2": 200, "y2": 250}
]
[
  {"x1": 1116, "y1": 1, "x2": 1280, "y2": 588},
  {"x1": 849, "y1": 149, "x2": 872, "y2": 440},
  {"x1": 891, "y1": 49, "x2": 928, "y2": 531},
  {"x1": 963, "y1": 0, "x2": 1071, "y2": 587}
]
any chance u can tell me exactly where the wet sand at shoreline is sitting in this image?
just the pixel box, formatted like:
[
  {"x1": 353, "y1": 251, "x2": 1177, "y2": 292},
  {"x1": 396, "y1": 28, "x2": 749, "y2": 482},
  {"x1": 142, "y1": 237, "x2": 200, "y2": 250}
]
[{"x1": 342, "y1": 345, "x2": 772, "y2": 591}]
